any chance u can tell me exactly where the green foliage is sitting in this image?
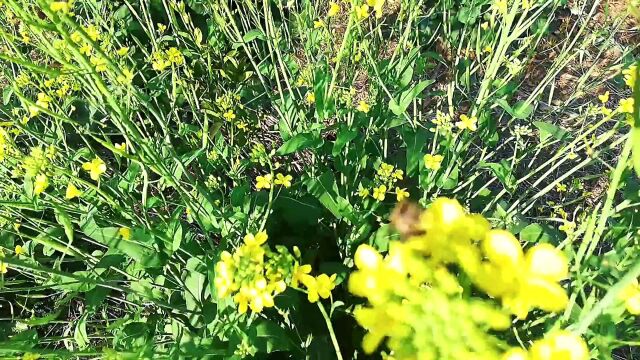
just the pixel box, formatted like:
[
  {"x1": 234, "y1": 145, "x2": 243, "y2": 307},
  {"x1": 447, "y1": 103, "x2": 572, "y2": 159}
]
[{"x1": 0, "y1": 0, "x2": 637, "y2": 358}]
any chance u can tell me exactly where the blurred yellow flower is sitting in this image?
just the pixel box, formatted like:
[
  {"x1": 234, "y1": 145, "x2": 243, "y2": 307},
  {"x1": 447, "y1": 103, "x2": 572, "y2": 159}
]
[
  {"x1": 34, "y1": 174, "x2": 49, "y2": 195},
  {"x1": 328, "y1": 2, "x2": 340, "y2": 16},
  {"x1": 619, "y1": 98, "x2": 634, "y2": 114},
  {"x1": 82, "y1": 157, "x2": 106, "y2": 181},
  {"x1": 355, "y1": 4, "x2": 370, "y2": 19},
  {"x1": 372, "y1": 185, "x2": 386, "y2": 201},
  {"x1": 395, "y1": 187, "x2": 409, "y2": 201},
  {"x1": 65, "y1": 182, "x2": 82, "y2": 199},
  {"x1": 274, "y1": 173, "x2": 293, "y2": 188},
  {"x1": 314, "y1": 20, "x2": 325, "y2": 28},
  {"x1": 424, "y1": 154, "x2": 444, "y2": 170},
  {"x1": 116, "y1": 47, "x2": 130, "y2": 56},
  {"x1": 598, "y1": 91, "x2": 609, "y2": 103},
  {"x1": 50, "y1": 1, "x2": 70, "y2": 14},
  {"x1": 118, "y1": 227, "x2": 132, "y2": 241},
  {"x1": 357, "y1": 100, "x2": 371, "y2": 113},
  {"x1": 302, "y1": 273, "x2": 337, "y2": 302},
  {"x1": 456, "y1": 114, "x2": 478, "y2": 131},
  {"x1": 166, "y1": 47, "x2": 184, "y2": 65},
  {"x1": 256, "y1": 174, "x2": 272, "y2": 190},
  {"x1": 15, "y1": 245, "x2": 24, "y2": 255}
]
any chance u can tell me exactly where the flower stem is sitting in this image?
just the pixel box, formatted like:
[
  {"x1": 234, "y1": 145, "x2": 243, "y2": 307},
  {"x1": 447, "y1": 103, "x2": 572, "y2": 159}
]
[{"x1": 317, "y1": 301, "x2": 343, "y2": 360}]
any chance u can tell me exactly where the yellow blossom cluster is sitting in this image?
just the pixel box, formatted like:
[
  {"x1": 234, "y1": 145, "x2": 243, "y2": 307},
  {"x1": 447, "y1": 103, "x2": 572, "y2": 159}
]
[
  {"x1": 503, "y1": 331, "x2": 589, "y2": 360},
  {"x1": 214, "y1": 231, "x2": 337, "y2": 314},
  {"x1": 349, "y1": 198, "x2": 586, "y2": 359},
  {"x1": 255, "y1": 173, "x2": 293, "y2": 190},
  {"x1": 359, "y1": 162, "x2": 408, "y2": 202},
  {"x1": 619, "y1": 279, "x2": 640, "y2": 314}
]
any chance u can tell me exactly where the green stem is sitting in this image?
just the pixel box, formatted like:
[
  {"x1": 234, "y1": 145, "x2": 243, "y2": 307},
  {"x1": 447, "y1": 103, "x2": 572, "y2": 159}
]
[{"x1": 317, "y1": 301, "x2": 344, "y2": 360}]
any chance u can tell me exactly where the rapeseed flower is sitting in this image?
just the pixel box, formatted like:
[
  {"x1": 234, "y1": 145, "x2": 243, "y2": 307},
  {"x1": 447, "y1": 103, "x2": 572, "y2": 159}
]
[
  {"x1": 256, "y1": 174, "x2": 272, "y2": 190},
  {"x1": 619, "y1": 98, "x2": 634, "y2": 114},
  {"x1": 372, "y1": 185, "x2": 386, "y2": 201},
  {"x1": 423, "y1": 154, "x2": 443, "y2": 170},
  {"x1": 456, "y1": 114, "x2": 478, "y2": 131},
  {"x1": 395, "y1": 187, "x2": 409, "y2": 201},
  {"x1": 82, "y1": 157, "x2": 106, "y2": 181},
  {"x1": 65, "y1": 182, "x2": 82, "y2": 199},
  {"x1": 357, "y1": 100, "x2": 371, "y2": 113},
  {"x1": 328, "y1": 2, "x2": 340, "y2": 16},
  {"x1": 34, "y1": 174, "x2": 49, "y2": 195},
  {"x1": 274, "y1": 173, "x2": 293, "y2": 188}
]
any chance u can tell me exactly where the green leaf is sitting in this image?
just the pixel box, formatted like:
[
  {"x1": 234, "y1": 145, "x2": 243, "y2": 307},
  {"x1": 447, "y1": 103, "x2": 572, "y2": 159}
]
[
  {"x1": 519, "y1": 223, "x2": 554, "y2": 243},
  {"x1": 305, "y1": 172, "x2": 353, "y2": 220},
  {"x1": 332, "y1": 126, "x2": 358, "y2": 156},
  {"x1": 533, "y1": 121, "x2": 572, "y2": 143},
  {"x1": 389, "y1": 79, "x2": 434, "y2": 116},
  {"x1": 74, "y1": 314, "x2": 89, "y2": 350},
  {"x1": 632, "y1": 127, "x2": 640, "y2": 178},
  {"x1": 495, "y1": 99, "x2": 534, "y2": 119},
  {"x1": 457, "y1": 5, "x2": 481, "y2": 24},
  {"x1": 401, "y1": 127, "x2": 429, "y2": 176},
  {"x1": 242, "y1": 29, "x2": 266, "y2": 42},
  {"x1": 53, "y1": 204, "x2": 73, "y2": 244},
  {"x1": 276, "y1": 132, "x2": 322, "y2": 155},
  {"x1": 249, "y1": 320, "x2": 294, "y2": 353},
  {"x1": 480, "y1": 160, "x2": 517, "y2": 192},
  {"x1": 80, "y1": 217, "x2": 164, "y2": 268},
  {"x1": 3, "y1": 87, "x2": 12, "y2": 105}
]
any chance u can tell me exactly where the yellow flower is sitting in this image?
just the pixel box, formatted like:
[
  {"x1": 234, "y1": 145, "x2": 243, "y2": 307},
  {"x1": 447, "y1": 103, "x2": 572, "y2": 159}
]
[
  {"x1": 395, "y1": 187, "x2": 409, "y2": 201},
  {"x1": 79, "y1": 43, "x2": 92, "y2": 56},
  {"x1": 456, "y1": 114, "x2": 478, "y2": 131},
  {"x1": 82, "y1": 157, "x2": 106, "y2": 181},
  {"x1": 355, "y1": 4, "x2": 370, "y2": 19},
  {"x1": 502, "y1": 348, "x2": 528, "y2": 360},
  {"x1": 328, "y1": 2, "x2": 340, "y2": 16},
  {"x1": 306, "y1": 92, "x2": 315, "y2": 104},
  {"x1": 30, "y1": 93, "x2": 52, "y2": 117},
  {"x1": 556, "y1": 183, "x2": 567, "y2": 192},
  {"x1": 118, "y1": 227, "x2": 131, "y2": 240},
  {"x1": 117, "y1": 68, "x2": 135, "y2": 85},
  {"x1": 481, "y1": 21, "x2": 490, "y2": 30},
  {"x1": 15, "y1": 245, "x2": 24, "y2": 255},
  {"x1": 392, "y1": 169, "x2": 403, "y2": 180},
  {"x1": 116, "y1": 47, "x2": 130, "y2": 56},
  {"x1": 114, "y1": 143, "x2": 127, "y2": 153},
  {"x1": 601, "y1": 106, "x2": 612, "y2": 116},
  {"x1": 90, "y1": 56, "x2": 108, "y2": 72},
  {"x1": 529, "y1": 331, "x2": 589, "y2": 360},
  {"x1": 372, "y1": 185, "x2": 387, "y2": 201},
  {"x1": 623, "y1": 64, "x2": 637, "y2": 90},
  {"x1": 357, "y1": 100, "x2": 371, "y2": 113},
  {"x1": 256, "y1": 174, "x2": 272, "y2": 190},
  {"x1": 598, "y1": 91, "x2": 609, "y2": 103},
  {"x1": 303, "y1": 273, "x2": 337, "y2": 302},
  {"x1": 50, "y1": 1, "x2": 70, "y2": 14},
  {"x1": 358, "y1": 187, "x2": 370, "y2": 198},
  {"x1": 314, "y1": 20, "x2": 325, "y2": 28},
  {"x1": 85, "y1": 25, "x2": 100, "y2": 42},
  {"x1": 223, "y1": 109, "x2": 236, "y2": 121},
  {"x1": 482, "y1": 230, "x2": 523, "y2": 269},
  {"x1": 367, "y1": 0, "x2": 385, "y2": 18},
  {"x1": 166, "y1": 47, "x2": 184, "y2": 65},
  {"x1": 0, "y1": 262, "x2": 7, "y2": 274},
  {"x1": 244, "y1": 231, "x2": 268, "y2": 247},
  {"x1": 493, "y1": 0, "x2": 508, "y2": 14},
  {"x1": 292, "y1": 262, "x2": 313, "y2": 287},
  {"x1": 483, "y1": 45, "x2": 493, "y2": 54},
  {"x1": 619, "y1": 97, "x2": 634, "y2": 114},
  {"x1": 34, "y1": 174, "x2": 49, "y2": 195},
  {"x1": 424, "y1": 154, "x2": 444, "y2": 170},
  {"x1": 65, "y1": 182, "x2": 82, "y2": 199},
  {"x1": 151, "y1": 52, "x2": 170, "y2": 72},
  {"x1": 70, "y1": 31, "x2": 82, "y2": 43},
  {"x1": 620, "y1": 279, "x2": 640, "y2": 314},
  {"x1": 274, "y1": 173, "x2": 293, "y2": 188}
]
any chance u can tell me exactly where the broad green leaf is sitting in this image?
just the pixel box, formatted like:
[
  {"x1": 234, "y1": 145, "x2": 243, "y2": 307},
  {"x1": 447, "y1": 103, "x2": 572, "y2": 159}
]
[
  {"x1": 401, "y1": 126, "x2": 429, "y2": 176},
  {"x1": 389, "y1": 80, "x2": 434, "y2": 115},
  {"x1": 480, "y1": 160, "x2": 517, "y2": 192},
  {"x1": 74, "y1": 314, "x2": 89, "y2": 350},
  {"x1": 495, "y1": 99, "x2": 533, "y2": 119},
  {"x1": 332, "y1": 126, "x2": 358, "y2": 156},
  {"x1": 533, "y1": 121, "x2": 572, "y2": 143},
  {"x1": 81, "y1": 217, "x2": 164, "y2": 268},
  {"x1": 243, "y1": 29, "x2": 266, "y2": 43},
  {"x1": 249, "y1": 320, "x2": 295, "y2": 353},
  {"x1": 276, "y1": 132, "x2": 322, "y2": 155},
  {"x1": 305, "y1": 172, "x2": 353, "y2": 220},
  {"x1": 519, "y1": 223, "x2": 554, "y2": 243}
]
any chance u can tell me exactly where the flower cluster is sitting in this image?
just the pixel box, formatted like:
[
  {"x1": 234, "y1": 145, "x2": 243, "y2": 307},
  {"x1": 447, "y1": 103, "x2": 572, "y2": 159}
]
[
  {"x1": 349, "y1": 198, "x2": 583, "y2": 359},
  {"x1": 619, "y1": 279, "x2": 640, "y2": 314},
  {"x1": 504, "y1": 331, "x2": 588, "y2": 360},
  {"x1": 359, "y1": 162, "x2": 408, "y2": 202},
  {"x1": 255, "y1": 173, "x2": 293, "y2": 190},
  {"x1": 214, "y1": 231, "x2": 336, "y2": 314}
]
